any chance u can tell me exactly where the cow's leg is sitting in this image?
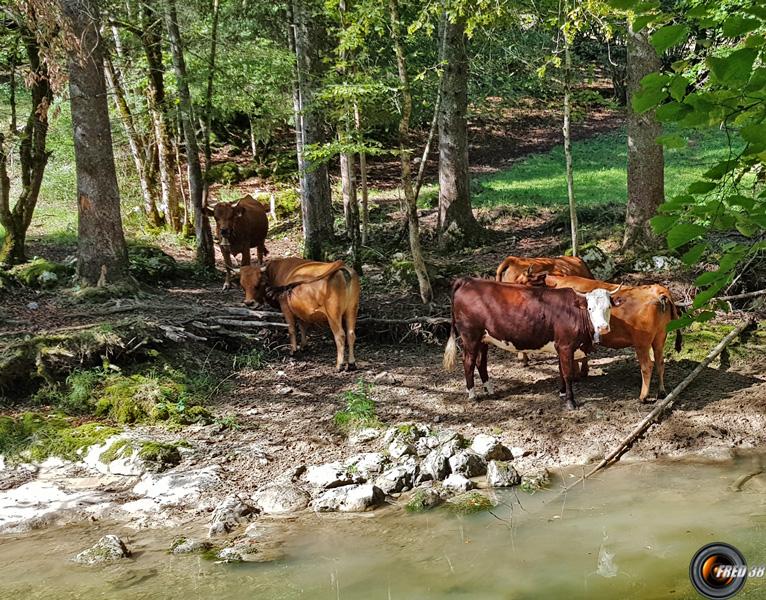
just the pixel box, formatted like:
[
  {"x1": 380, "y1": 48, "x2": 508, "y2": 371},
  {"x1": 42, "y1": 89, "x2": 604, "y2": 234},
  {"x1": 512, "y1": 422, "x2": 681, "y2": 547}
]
[
  {"x1": 477, "y1": 343, "x2": 493, "y2": 395},
  {"x1": 462, "y1": 339, "x2": 480, "y2": 401},
  {"x1": 256, "y1": 245, "x2": 267, "y2": 265},
  {"x1": 518, "y1": 352, "x2": 529, "y2": 366},
  {"x1": 241, "y1": 248, "x2": 252, "y2": 267},
  {"x1": 327, "y1": 314, "x2": 347, "y2": 372},
  {"x1": 298, "y1": 321, "x2": 308, "y2": 351},
  {"x1": 635, "y1": 346, "x2": 655, "y2": 403},
  {"x1": 221, "y1": 247, "x2": 234, "y2": 290},
  {"x1": 556, "y1": 345, "x2": 578, "y2": 410},
  {"x1": 577, "y1": 357, "x2": 589, "y2": 380},
  {"x1": 344, "y1": 306, "x2": 358, "y2": 372},
  {"x1": 653, "y1": 337, "x2": 667, "y2": 399},
  {"x1": 279, "y1": 299, "x2": 299, "y2": 355}
]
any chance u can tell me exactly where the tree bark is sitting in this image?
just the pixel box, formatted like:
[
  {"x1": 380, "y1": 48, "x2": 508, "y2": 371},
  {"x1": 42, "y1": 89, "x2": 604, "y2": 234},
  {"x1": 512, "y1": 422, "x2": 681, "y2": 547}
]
[
  {"x1": 165, "y1": 0, "x2": 215, "y2": 267},
  {"x1": 60, "y1": 0, "x2": 130, "y2": 285},
  {"x1": 140, "y1": 3, "x2": 181, "y2": 232},
  {"x1": 623, "y1": 21, "x2": 664, "y2": 251},
  {"x1": 390, "y1": 0, "x2": 432, "y2": 305},
  {"x1": 354, "y1": 102, "x2": 369, "y2": 245},
  {"x1": 437, "y1": 14, "x2": 480, "y2": 246},
  {"x1": 202, "y1": 0, "x2": 220, "y2": 207},
  {"x1": 563, "y1": 34, "x2": 578, "y2": 256},
  {"x1": 0, "y1": 28, "x2": 52, "y2": 265},
  {"x1": 103, "y1": 49, "x2": 162, "y2": 227},
  {"x1": 290, "y1": 0, "x2": 334, "y2": 260}
]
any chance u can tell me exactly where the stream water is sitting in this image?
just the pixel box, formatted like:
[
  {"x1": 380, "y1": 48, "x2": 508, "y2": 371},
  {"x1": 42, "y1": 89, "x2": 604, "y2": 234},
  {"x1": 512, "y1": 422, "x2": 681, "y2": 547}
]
[{"x1": 1, "y1": 456, "x2": 765, "y2": 599}]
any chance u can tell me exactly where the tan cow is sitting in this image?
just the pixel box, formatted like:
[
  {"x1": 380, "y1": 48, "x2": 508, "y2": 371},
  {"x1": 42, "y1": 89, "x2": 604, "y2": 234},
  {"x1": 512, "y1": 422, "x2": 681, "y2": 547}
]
[
  {"x1": 240, "y1": 258, "x2": 360, "y2": 371},
  {"x1": 542, "y1": 274, "x2": 683, "y2": 402},
  {"x1": 496, "y1": 255, "x2": 594, "y2": 284}
]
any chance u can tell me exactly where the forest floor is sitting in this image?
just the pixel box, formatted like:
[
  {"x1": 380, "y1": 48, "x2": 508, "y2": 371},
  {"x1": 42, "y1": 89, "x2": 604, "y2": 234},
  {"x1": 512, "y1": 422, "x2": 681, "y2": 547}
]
[{"x1": 1, "y1": 100, "x2": 765, "y2": 520}]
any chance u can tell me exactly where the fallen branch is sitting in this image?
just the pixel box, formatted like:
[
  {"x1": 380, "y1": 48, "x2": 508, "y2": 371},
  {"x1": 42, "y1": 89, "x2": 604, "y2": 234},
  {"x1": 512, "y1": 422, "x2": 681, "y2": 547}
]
[
  {"x1": 216, "y1": 306, "x2": 284, "y2": 319},
  {"x1": 212, "y1": 318, "x2": 288, "y2": 329},
  {"x1": 563, "y1": 317, "x2": 753, "y2": 492},
  {"x1": 357, "y1": 316, "x2": 450, "y2": 326},
  {"x1": 676, "y1": 288, "x2": 766, "y2": 308}
]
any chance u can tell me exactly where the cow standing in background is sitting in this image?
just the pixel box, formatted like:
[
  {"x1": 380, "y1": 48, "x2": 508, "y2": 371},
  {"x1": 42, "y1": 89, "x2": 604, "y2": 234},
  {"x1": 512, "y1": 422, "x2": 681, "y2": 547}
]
[
  {"x1": 443, "y1": 278, "x2": 618, "y2": 410},
  {"x1": 495, "y1": 255, "x2": 594, "y2": 284},
  {"x1": 205, "y1": 195, "x2": 269, "y2": 290},
  {"x1": 541, "y1": 274, "x2": 682, "y2": 402},
  {"x1": 240, "y1": 258, "x2": 360, "y2": 372}
]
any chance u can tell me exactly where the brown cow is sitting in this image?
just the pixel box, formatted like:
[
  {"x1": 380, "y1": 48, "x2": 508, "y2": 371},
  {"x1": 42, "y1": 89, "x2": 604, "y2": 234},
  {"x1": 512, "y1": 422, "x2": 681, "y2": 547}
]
[
  {"x1": 443, "y1": 277, "x2": 617, "y2": 410},
  {"x1": 205, "y1": 195, "x2": 269, "y2": 290},
  {"x1": 542, "y1": 274, "x2": 682, "y2": 402},
  {"x1": 240, "y1": 258, "x2": 360, "y2": 371},
  {"x1": 496, "y1": 255, "x2": 594, "y2": 284}
]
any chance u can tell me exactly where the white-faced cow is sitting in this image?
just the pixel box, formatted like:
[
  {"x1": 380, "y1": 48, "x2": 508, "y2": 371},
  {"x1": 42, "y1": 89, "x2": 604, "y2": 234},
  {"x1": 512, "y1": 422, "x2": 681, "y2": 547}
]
[{"x1": 443, "y1": 278, "x2": 618, "y2": 410}]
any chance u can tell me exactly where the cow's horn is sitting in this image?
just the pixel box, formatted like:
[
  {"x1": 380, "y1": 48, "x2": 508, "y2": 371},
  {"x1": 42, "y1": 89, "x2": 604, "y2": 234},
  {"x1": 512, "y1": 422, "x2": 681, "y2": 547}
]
[
  {"x1": 573, "y1": 289, "x2": 588, "y2": 298},
  {"x1": 608, "y1": 284, "x2": 623, "y2": 295}
]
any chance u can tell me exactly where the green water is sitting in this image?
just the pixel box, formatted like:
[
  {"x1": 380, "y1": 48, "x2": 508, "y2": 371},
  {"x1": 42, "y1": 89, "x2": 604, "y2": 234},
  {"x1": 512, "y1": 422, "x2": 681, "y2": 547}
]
[{"x1": 1, "y1": 457, "x2": 766, "y2": 599}]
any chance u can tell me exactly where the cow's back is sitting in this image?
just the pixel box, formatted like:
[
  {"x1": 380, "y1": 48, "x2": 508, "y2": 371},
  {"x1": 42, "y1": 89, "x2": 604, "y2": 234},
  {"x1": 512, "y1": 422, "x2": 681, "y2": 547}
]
[{"x1": 496, "y1": 256, "x2": 593, "y2": 283}]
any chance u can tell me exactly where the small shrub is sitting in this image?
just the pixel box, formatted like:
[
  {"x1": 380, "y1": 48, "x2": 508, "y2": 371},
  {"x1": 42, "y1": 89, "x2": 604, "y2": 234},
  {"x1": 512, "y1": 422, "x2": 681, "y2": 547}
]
[
  {"x1": 11, "y1": 258, "x2": 71, "y2": 288},
  {"x1": 234, "y1": 348, "x2": 265, "y2": 370},
  {"x1": 206, "y1": 162, "x2": 242, "y2": 185},
  {"x1": 334, "y1": 380, "x2": 380, "y2": 431},
  {"x1": 273, "y1": 189, "x2": 300, "y2": 219},
  {"x1": 128, "y1": 244, "x2": 178, "y2": 283}
]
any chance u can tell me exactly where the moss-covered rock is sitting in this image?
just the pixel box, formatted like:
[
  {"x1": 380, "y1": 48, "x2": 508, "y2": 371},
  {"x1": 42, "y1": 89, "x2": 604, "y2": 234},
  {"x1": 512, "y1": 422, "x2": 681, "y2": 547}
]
[
  {"x1": 11, "y1": 258, "x2": 72, "y2": 288},
  {"x1": 138, "y1": 441, "x2": 182, "y2": 472},
  {"x1": 565, "y1": 243, "x2": 615, "y2": 280},
  {"x1": 444, "y1": 491, "x2": 495, "y2": 515},
  {"x1": 405, "y1": 488, "x2": 444, "y2": 513},
  {"x1": 128, "y1": 244, "x2": 178, "y2": 283}
]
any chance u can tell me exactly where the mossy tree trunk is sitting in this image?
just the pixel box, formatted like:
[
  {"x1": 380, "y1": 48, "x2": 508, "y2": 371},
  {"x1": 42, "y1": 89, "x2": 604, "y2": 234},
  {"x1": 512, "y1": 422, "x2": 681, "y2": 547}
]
[
  {"x1": 60, "y1": 0, "x2": 131, "y2": 286},
  {"x1": 0, "y1": 27, "x2": 53, "y2": 266}
]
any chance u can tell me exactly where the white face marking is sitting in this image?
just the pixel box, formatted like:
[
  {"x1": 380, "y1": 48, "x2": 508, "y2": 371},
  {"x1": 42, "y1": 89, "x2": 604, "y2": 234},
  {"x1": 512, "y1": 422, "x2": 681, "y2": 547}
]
[{"x1": 584, "y1": 289, "x2": 612, "y2": 340}]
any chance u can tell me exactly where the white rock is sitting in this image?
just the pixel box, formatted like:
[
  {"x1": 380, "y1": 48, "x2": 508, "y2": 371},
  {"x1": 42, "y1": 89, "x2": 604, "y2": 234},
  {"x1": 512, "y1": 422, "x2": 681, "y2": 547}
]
[
  {"x1": 311, "y1": 484, "x2": 384, "y2": 513},
  {"x1": 448, "y1": 450, "x2": 487, "y2": 478},
  {"x1": 443, "y1": 474, "x2": 475, "y2": 492},
  {"x1": 305, "y1": 462, "x2": 354, "y2": 489},
  {"x1": 374, "y1": 458, "x2": 417, "y2": 495},
  {"x1": 172, "y1": 538, "x2": 213, "y2": 555},
  {"x1": 132, "y1": 466, "x2": 220, "y2": 506},
  {"x1": 349, "y1": 428, "x2": 380, "y2": 445},
  {"x1": 388, "y1": 439, "x2": 415, "y2": 460},
  {"x1": 73, "y1": 535, "x2": 130, "y2": 565},
  {"x1": 510, "y1": 446, "x2": 527, "y2": 459},
  {"x1": 252, "y1": 483, "x2": 310, "y2": 515},
  {"x1": 83, "y1": 436, "x2": 147, "y2": 476},
  {"x1": 486, "y1": 460, "x2": 520, "y2": 487},
  {"x1": 344, "y1": 452, "x2": 388, "y2": 479},
  {"x1": 208, "y1": 495, "x2": 253, "y2": 536},
  {"x1": 421, "y1": 450, "x2": 450, "y2": 481},
  {"x1": 470, "y1": 434, "x2": 512, "y2": 461},
  {"x1": 373, "y1": 371, "x2": 398, "y2": 385}
]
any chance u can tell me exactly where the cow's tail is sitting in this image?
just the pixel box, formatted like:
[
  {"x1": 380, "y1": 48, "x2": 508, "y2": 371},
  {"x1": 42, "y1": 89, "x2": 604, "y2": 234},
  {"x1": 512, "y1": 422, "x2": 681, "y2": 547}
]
[
  {"x1": 660, "y1": 292, "x2": 683, "y2": 352},
  {"x1": 495, "y1": 258, "x2": 511, "y2": 282},
  {"x1": 443, "y1": 278, "x2": 468, "y2": 371}
]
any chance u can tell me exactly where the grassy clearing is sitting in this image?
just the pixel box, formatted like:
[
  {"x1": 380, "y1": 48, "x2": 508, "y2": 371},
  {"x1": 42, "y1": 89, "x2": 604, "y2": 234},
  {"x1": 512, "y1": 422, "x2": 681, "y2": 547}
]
[
  {"x1": 333, "y1": 380, "x2": 381, "y2": 431},
  {"x1": 418, "y1": 126, "x2": 738, "y2": 210}
]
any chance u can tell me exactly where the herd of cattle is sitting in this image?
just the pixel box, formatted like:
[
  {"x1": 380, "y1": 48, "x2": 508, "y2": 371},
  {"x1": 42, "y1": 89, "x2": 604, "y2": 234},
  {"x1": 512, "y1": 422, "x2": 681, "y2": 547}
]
[{"x1": 206, "y1": 195, "x2": 682, "y2": 410}]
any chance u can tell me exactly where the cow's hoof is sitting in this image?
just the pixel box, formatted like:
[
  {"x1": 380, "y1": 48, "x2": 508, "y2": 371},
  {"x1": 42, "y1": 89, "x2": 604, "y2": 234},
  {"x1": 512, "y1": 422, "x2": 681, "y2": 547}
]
[
  {"x1": 346, "y1": 362, "x2": 357, "y2": 372},
  {"x1": 222, "y1": 284, "x2": 231, "y2": 291},
  {"x1": 656, "y1": 390, "x2": 667, "y2": 401},
  {"x1": 336, "y1": 364, "x2": 345, "y2": 373},
  {"x1": 640, "y1": 396, "x2": 656, "y2": 404},
  {"x1": 565, "y1": 401, "x2": 579, "y2": 411}
]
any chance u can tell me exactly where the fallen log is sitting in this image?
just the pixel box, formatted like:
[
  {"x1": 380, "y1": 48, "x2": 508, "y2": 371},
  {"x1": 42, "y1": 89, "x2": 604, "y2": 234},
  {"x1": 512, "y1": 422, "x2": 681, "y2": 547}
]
[
  {"x1": 563, "y1": 317, "x2": 753, "y2": 492},
  {"x1": 212, "y1": 318, "x2": 289, "y2": 329},
  {"x1": 217, "y1": 306, "x2": 284, "y2": 319}
]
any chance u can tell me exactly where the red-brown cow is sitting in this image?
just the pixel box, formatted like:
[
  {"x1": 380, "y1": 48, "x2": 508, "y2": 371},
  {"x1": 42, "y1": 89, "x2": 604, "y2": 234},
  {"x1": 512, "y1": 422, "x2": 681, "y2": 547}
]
[
  {"x1": 541, "y1": 274, "x2": 682, "y2": 402},
  {"x1": 205, "y1": 195, "x2": 269, "y2": 290},
  {"x1": 496, "y1": 255, "x2": 594, "y2": 284},
  {"x1": 240, "y1": 258, "x2": 360, "y2": 371},
  {"x1": 443, "y1": 277, "x2": 617, "y2": 410}
]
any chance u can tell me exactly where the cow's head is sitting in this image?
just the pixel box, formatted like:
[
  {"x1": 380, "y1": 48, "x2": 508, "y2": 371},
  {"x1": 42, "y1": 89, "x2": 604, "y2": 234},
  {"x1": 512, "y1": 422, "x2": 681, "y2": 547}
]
[
  {"x1": 240, "y1": 265, "x2": 267, "y2": 307},
  {"x1": 205, "y1": 201, "x2": 245, "y2": 248},
  {"x1": 575, "y1": 285, "x2": 624, "y2": 342}
]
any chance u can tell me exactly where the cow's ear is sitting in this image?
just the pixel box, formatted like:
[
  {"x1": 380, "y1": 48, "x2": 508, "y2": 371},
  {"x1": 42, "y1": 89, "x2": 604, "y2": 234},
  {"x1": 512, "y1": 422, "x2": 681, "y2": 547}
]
[
  {"x1": 611, "y1": 295, "x2": 626, "y2": 307},
  {"x1": 235, "y1": 204, "x2": 246, "y2": 218}
]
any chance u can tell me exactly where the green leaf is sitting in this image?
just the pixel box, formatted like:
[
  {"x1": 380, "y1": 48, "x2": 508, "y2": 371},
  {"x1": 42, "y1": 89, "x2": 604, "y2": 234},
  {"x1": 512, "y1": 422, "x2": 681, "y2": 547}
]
[
  {"x1": 632, "y1": 87, "x2": 668, "y2": 113},
  {"x1": 695, "y1": 270, "x2": 726, "y2": 286},
  {"x1": 707, "y1": 48, "x2": 758, "y2": 83},
  {"x1": 607, "y1": 0, "x2": 639, "y2": 9},
  {"x1": 669, "y1": 76, "x2": 689, "y2": 100},
  {"x1": 651, "y1": 24, "x2": 690, "y2": 53},
  {"x1": 667, "y1": 223, "x2": 706, "y2": 249},
  {"x1": 681, "y1": 243, "x2": 706, "y2": 265},
  {"x1": 656, "y1": 101, "x2": 691, "y2": 122},
  {"x1": 696, "y1": 310, "x2": 716, "y2": 322},
  {"x1": 740, "y1": 123, "x2": 766, "y2": 143},
  {"x1": 632, "y1": 14, "x2": 653, "y2": 32},
  {"x1": 736, "y1": 219, "x2": 757, "y2": 237},
  {"x1": 743, "y1": 6, "x2": 766, "y2": 20},
  {"x1": 693, "y1": 280, "x2": 728, "y2": 309},
  {"x1": 688, "y1": 180, "x2": 717, "y2": 194},
  {"x1": 656, "y1": 133, "x2": 686, "y2": 148},
  {"x1": 667, "y1": 314, "x2": 694, "y2": 332},
  {"x1": 650, "y1": 214, "x2": 677, "y2": 234},
  {"x1": 722, "y1": 16, "x2": 761, "y2": 37},
  {"x1": 703, "y1": 160, "x2": 738, "y2": 180},
  {"x1": 640, "y1": 72, "x2": 671, "y2": 90}
]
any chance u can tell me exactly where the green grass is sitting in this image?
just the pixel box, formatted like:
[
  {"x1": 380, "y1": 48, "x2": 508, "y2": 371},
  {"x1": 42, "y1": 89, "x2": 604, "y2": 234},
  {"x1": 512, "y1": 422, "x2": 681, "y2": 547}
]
[
  {"x1": 420, "y1": 126, "x2": 739, "y2": 209},
  {"x1": 333, "y1": 379, "x2": 381, "y2": 431}
]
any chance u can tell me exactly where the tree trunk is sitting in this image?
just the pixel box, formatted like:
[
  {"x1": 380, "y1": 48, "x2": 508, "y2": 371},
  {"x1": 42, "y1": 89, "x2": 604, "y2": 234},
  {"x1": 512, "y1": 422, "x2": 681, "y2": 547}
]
[
  {"x1": 141, "y1": 3, "x2": 181, "y2": 232},
  {"x1": 290, "y1": 0, "x2": 334, "y2": 260},
  {"x1": 103, "y1": 51, "x2": 162, "y2": 227},
  {"x1": 165, "y1": 0, "x2": 215, "y2": 267},
  {"x1": 623, "y1": 21, "x2": 664, "y2": 251},
  {"x1": 437, "y1": 14, "x2": 480, "y2": 246},
  {"x1": 354, "y1": 102, "x2": 369, "y2": 245},
  {"x1": 563, "y1": 36, "x2": 578, "y2": 256},
  {"x1": 389, "y1": 0, "x2": 432, "y2": 306},
  {"x1": 60, "y1": 0, "x2": 130, "y2": 285},
  {"x1": 0, "y1": 28, "x2": 53, "y2": 265},
  {"x1": 202, "y1": 0, "x2": 220, "y2": 207}
]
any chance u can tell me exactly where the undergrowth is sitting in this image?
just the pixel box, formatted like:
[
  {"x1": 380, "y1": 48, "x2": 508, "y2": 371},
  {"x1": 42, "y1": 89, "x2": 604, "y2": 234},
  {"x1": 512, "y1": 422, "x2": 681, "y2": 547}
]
[{"x1": 333, "y1": 380, "x2": 381, "y2": 431}]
